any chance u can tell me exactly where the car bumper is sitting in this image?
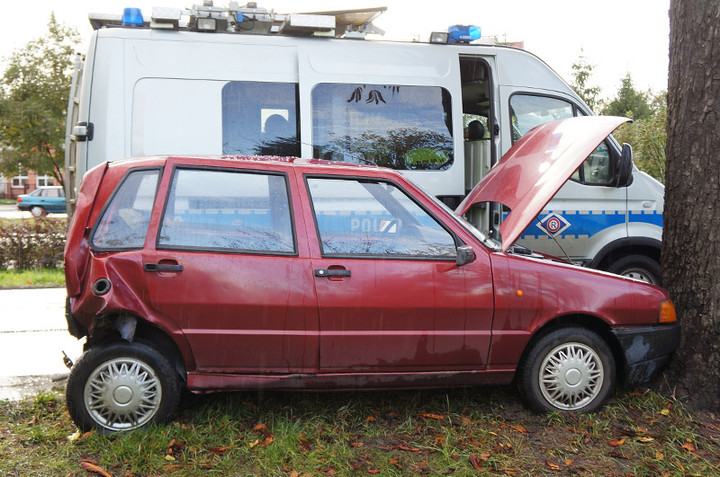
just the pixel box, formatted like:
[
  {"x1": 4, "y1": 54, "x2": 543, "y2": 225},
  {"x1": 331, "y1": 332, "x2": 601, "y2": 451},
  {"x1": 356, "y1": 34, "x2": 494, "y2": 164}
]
[
  {"x1": 612, "y1": 323, "x2": 680, "y2": 385},
  {"x1": 65, "y1": 296, "x2": 88, "y2": 339}
]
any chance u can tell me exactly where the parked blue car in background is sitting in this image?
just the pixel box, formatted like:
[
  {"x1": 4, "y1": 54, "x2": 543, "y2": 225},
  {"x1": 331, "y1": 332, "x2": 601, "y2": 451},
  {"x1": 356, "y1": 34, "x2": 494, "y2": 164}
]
[{"x1": 17, "y1": 186, "x2": 66, "y2": 217}]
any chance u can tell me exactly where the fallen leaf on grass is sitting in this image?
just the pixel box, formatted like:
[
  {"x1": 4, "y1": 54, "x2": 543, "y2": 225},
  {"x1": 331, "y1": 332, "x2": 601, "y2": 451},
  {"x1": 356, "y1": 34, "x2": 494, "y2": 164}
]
[
  {"x1": 389, "y1": 457, "x2": 403, "y2": 469},
  {"x1": 545, "y1": 460, "x2": 561, "y2": 471},
  {"x1": 637, "y1": 436, "x2": 655, "y2": 443},
  {"x1": 419, "y1": 412, "x2": 445, "y2": 420},
  {"x1": 655, "y1": 452, "x2": 664, "y2": 460},
  {"x1": 394, "y1": 444, "x2": 421, "y2": 452},
  {"x1": 289, "y1": 471, "x2": 300, "y2": 477},
  {"x1": 165, "y1": 455, "x2": 176, "y2": 461},
  {"x1": 509, "y1": 424, "x2": 528, "y2": 434},
  {"x1": 367, "y1": 469, "x2": 381, "y2": 474},
  {"x1": 682, "y1": 441, "x2": 697, "y2": 453},
  {"x1": 350, "y1": 441, "x2": 363, "y2": 448},
  {"x1": 660, "y1": 408, "x2": 670, "y2": 416},
  {"x1": 609, "y1": 438, "x2": 626, "y2": 447},
  {"x1": 253, "y1": 423, "x2": 269, "y2": 432},
  {"x1": 80, "y1": 459, "x2": 112, "y2": 477},
  {"x1": 210, "y1": 445, "x2": 235, "y2": 453},
  {"x1": 469, "y1": 454, "x2": 483, "y2": 470}
]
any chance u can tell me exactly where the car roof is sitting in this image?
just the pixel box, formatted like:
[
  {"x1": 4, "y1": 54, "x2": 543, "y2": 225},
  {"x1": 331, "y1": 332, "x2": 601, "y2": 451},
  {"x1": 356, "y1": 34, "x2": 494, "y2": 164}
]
[{"x1": 108, "y1": 155, "x2": 386, "y2": 175}]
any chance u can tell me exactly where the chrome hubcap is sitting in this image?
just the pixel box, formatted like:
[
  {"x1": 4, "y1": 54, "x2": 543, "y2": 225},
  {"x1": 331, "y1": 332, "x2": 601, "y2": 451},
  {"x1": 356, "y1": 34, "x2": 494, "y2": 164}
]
[
  {"x1": 84, "y1": 357, "x2": 161, "y2": 431},
  {"x1": 539, "y1": 342, "x2": 603, "y2": 411}
]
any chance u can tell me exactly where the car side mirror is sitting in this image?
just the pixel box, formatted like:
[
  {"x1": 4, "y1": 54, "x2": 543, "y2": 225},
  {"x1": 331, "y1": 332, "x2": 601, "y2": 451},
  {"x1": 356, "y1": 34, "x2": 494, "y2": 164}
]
[
  {"x1": 615, "y1": 143, "x2": 634, "y2": 188},
  {"x1": 456, "y1": 245, "x2": 476, "y2": 266}
]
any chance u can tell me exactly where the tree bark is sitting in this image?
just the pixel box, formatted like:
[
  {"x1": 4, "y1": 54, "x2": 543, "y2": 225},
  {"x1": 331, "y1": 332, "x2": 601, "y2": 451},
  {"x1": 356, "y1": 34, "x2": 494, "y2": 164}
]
[{"x1": 663, "y1": 0, "x2": 720, "y2": 410}]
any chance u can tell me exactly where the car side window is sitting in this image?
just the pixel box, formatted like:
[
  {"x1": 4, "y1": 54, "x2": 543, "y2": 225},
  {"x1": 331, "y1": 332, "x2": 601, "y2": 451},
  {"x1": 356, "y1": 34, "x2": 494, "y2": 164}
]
[
  {"x1": 307, "y1": 177, "x2": 457, "y2": 258},
  {"x1": 92, "y1": 170, "x2": 160, "y2": 250},
  {"x1": 159, "y1": 168, "x2": 294, "y2": 254},
  {"x1": 509, "y1": 94, "x2": 613, "y2": 185}
]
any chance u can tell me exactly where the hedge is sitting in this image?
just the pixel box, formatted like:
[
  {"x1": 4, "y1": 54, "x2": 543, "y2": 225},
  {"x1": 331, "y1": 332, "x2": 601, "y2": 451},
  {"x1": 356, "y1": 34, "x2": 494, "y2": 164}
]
[{"x1": 0, "y1": 219, "x2": 67, "y2": 270}]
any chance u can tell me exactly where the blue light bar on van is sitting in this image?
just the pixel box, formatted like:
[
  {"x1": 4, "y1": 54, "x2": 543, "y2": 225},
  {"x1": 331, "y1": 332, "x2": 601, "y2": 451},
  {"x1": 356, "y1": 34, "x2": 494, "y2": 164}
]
[
  {"x1": 448, "y1": 25, "x2": 481, "y2": 43},
  {"x1": 122, "y1": 8, "x2": 144, "y2": 27}
]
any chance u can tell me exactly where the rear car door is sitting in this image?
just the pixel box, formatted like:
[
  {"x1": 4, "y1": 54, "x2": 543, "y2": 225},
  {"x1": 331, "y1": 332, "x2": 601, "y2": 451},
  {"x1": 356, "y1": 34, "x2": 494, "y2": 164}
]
[
  {"x1": 142, "y1": 164, "x2": 318, "y2": 373},
  {"x1": 303, "y1": 174, "x2": 494, "y2": 373}
]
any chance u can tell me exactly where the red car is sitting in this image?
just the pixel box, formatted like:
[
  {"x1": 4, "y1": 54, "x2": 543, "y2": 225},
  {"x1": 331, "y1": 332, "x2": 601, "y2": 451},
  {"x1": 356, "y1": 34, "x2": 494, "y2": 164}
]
[{"x1": 64, "y1": 117, "x2": 679, "y2": 432}]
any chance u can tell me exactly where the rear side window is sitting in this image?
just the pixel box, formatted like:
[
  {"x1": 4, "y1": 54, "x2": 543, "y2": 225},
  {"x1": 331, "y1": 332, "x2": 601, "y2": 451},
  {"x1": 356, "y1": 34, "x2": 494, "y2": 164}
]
[
  {"x1": 312, "y1": 83, "x2": 453, "y2": 170},
  {"x1": 92, "y1": 170, "x2": 160, "y2": 250},
  {"x1": 307, "y1": 177, "x2": 456, "y2": 258},
  {"x1": 159, "y1": 168, "x2": 294, "y2": 254}
]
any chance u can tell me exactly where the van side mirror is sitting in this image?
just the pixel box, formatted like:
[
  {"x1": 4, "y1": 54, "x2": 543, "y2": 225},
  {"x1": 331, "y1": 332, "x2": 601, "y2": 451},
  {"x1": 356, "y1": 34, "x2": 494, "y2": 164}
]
[
  {"x1": 456, "y1": 245, "x2": 476, "y2": 266},
  {"x1": 615, "y1": 143, "x2": 634, "y2": 188}
]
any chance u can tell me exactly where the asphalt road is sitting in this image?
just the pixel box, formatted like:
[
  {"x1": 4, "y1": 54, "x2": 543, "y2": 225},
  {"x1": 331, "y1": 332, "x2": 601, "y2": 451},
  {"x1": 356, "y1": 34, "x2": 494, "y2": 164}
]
[{"x1": 0, "y1": 288, "x2": 84, "y2": 401}]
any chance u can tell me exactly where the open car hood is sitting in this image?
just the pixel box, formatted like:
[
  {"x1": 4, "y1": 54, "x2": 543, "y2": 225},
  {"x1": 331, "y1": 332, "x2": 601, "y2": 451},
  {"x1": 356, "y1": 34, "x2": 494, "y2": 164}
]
[{"x1": 456, "y1": 116, "x2": 630, "y2": 252}]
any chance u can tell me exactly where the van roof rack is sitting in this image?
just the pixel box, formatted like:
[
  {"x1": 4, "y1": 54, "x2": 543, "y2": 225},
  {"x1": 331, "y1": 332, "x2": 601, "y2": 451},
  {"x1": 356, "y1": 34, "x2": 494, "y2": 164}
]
[{"x1": 89, "y1": 2, "x2": 387, "y2": 39}]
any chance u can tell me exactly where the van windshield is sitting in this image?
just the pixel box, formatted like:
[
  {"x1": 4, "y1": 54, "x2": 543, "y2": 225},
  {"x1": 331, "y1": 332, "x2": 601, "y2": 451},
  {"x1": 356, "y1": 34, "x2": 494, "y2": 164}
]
[{"x1": 312, "y1": 83, "x2": 453, "y2": 171}]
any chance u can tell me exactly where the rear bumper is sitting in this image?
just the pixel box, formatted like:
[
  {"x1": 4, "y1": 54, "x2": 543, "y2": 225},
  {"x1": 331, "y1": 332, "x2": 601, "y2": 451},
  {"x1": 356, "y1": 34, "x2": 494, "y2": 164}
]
[
  {"x1": 612, "y1": 323, "x2": 680, "y2": 385},
  {"x1": 65, "y1": 296, "x2": 88, "y2": 339}
]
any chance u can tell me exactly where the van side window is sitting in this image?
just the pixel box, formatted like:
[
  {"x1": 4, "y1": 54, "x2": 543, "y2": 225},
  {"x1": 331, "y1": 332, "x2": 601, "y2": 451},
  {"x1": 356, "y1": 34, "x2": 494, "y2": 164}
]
[
  {"x1": 312, "y1": 84, "x2": 453, "y2": 171},
  {"x1": 222, "y1": 82, "x2": 300, "y2": 157},
  {"x1": 92, "y1": 170, "x2": 160, "y2": 250},
  {"x1": 307, "y1": 177, "x2": 457, "y2": 258},
  {"x1": 159, "y1": 168, "x2": 294, "y2": 254},
  {"x1": 509, "y1": 94, "x2": 613, "y2": 186}
]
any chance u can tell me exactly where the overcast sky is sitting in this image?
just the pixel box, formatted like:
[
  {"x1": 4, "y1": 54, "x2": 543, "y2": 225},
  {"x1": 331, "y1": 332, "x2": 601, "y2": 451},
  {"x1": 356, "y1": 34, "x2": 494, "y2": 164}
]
[{"x1": 1, "y1": 0, "x2": 669, "y2": 100}]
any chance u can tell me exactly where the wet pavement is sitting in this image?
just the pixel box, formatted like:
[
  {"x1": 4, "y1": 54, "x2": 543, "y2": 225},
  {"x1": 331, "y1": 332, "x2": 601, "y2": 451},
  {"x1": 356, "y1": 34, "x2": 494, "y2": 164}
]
[{"x1": 0, "y1": 288, "x2": 84, "y2": 401}]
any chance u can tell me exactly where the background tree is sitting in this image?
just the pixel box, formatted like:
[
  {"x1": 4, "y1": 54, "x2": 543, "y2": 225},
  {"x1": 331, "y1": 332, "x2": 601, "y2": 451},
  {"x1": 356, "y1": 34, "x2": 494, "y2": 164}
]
[
  {"x1": 663, "y1": 0, "x2": 720, "y2": 410},
  {"x1": 570, "y1": 50, "x2": 602, "y2": 112},
  {"x1": 611, "y1": 92, "x2": 667, "y2": 183},
  {"x1": 0, "y1": 14, "x2": 80, "y2": 186},
  {"x1": 602, "y1": 73, "x2": 652, "y2": 121}
]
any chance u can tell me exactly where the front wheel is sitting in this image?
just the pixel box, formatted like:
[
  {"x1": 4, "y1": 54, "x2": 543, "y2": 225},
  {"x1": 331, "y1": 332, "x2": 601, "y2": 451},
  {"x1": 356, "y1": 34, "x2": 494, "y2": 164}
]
[
  {"x1": 66, "y1": 340, "x2": 181, "y2": 432},
  {"x1": 516, "y1": 327, "x2": 615, "y2": 413}
]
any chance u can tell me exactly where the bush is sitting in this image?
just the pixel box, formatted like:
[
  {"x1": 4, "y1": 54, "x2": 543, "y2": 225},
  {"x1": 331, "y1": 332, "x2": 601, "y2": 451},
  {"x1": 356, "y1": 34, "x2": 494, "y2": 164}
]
[{"x1": 0, "y1": 218, "x2": 66, "y2": 270}]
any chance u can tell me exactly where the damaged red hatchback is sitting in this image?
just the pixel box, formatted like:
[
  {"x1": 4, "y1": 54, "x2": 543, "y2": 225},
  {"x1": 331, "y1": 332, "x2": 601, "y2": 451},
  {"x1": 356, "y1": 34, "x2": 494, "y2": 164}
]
[{"x1": 64, "y1": 117, "x2": 679, "y2": 432}]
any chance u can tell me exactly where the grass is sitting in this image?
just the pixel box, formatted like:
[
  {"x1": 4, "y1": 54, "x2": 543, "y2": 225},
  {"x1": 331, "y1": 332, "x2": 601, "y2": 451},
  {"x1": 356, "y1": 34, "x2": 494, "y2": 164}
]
[
  {"x1": 0, "y1": 268, "x2": 65, "y2": 288},
  {"x1": 1, "y1": 386, "x2": 719, "y2": 476}
]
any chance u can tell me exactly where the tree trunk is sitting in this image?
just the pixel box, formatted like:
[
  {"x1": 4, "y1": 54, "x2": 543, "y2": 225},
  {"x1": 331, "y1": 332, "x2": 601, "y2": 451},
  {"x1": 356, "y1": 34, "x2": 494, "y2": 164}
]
[{"x1": 663, "y1": 0, "x2": 720, "y2": 410}]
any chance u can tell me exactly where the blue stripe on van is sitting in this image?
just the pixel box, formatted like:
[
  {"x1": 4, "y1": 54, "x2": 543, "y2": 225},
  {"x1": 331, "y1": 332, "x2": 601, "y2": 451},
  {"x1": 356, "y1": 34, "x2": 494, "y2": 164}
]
[{"x1": 518, "y1": 210, "x2": 663, "y2": 240}]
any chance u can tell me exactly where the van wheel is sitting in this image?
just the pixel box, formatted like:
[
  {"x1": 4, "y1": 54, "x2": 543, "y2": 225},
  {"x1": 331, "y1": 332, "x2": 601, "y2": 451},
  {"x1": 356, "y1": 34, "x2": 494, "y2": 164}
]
[
  {"x1": 66, "y1": 340, "x2": 181, "y2": 433},
  {"x1": 608, "y1": 255, "x2": 662, "y2": 286},
  {"x1": 517, "y1": 327, "x2": 615, "y2": 413},
  {"x1": 30, "y1": 206, "x2": 46, "y2": 217}
]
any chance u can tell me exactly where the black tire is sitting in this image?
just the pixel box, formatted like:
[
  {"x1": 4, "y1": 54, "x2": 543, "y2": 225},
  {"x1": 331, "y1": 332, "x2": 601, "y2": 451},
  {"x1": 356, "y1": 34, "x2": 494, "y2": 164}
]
[
  {"x1": 30, "y1": 206, "x2": 46, "y2": 217},
  {"x1": 516, "y1": 327, "x2": 615, "y2": 413},
  {"x1": 607, "y1": 254, "x2": 662, "y2": 286},
  {"x1": 66, "y1": 340, "x2": 181, "y2": 433}
]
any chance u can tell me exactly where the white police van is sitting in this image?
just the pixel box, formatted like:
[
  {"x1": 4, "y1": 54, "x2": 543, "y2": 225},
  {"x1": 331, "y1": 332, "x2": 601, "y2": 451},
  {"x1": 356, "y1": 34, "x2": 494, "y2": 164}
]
[{"x1": 64, "y1": 2, "x2": 665, "y2": 284}]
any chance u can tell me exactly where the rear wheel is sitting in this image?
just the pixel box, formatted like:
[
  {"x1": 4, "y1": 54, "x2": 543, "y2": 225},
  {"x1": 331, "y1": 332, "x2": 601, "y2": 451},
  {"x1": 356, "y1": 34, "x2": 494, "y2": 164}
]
[
  {"x1": 66, "y1": 340, "x2": 181, "y2": 433},
  {"x1": 517, "y1": 327, "x2": 615, "y2": 413},
  {"x1": 30, "y1": 206, "x2": 46, "y2": 217},
  {"x1": 608, "y1": 254, "x2": 661, "y2": 285}
]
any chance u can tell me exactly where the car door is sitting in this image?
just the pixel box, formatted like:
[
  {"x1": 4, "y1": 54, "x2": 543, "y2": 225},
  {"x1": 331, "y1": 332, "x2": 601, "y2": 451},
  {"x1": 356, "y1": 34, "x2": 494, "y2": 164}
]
[
  {"x1": 303, "y1": 174, "x2": 494, "y2": 373},
  {"x1": 142, "y1": 165, "x2": 318, "y2": 374}
]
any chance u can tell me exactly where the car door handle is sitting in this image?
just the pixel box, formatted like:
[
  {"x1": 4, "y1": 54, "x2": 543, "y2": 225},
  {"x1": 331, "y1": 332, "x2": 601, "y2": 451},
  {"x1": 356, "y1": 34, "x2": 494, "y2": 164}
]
[
  {"x1": 314, "y1": 268, "x2": 351, "y2": 278},
  {"x1": 144, "y1": 263, "x2": 183, "y2": 272}
]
